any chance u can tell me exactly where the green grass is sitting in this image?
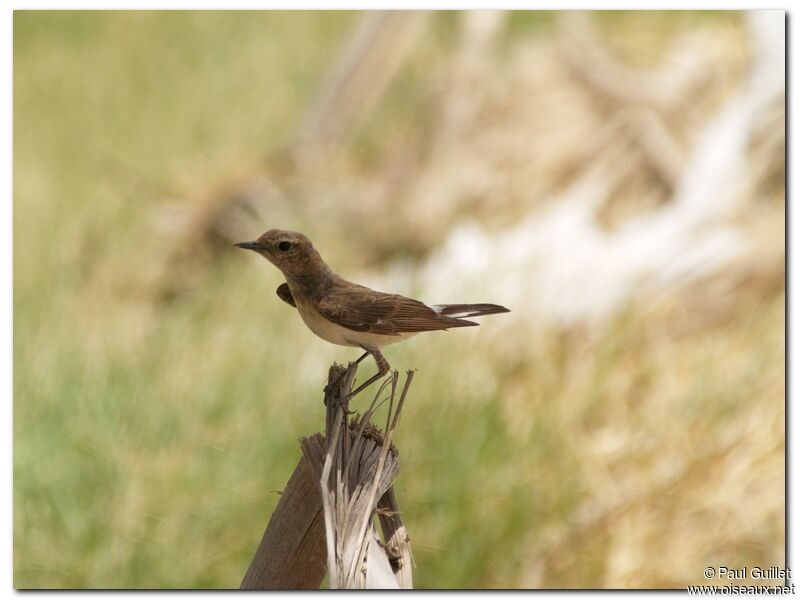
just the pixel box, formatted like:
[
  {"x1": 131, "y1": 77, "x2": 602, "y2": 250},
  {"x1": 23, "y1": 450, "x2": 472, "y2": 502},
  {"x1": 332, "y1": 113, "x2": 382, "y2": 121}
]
[{"x1": 14, "y1": 11, "x2": 784, "y2": 589}]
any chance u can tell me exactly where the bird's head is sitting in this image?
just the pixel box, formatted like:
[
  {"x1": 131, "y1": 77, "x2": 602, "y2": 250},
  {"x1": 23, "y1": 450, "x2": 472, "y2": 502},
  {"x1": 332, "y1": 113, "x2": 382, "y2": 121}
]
[{"x1": 234, "y1": 229, "x2": 325, "y2": 279}]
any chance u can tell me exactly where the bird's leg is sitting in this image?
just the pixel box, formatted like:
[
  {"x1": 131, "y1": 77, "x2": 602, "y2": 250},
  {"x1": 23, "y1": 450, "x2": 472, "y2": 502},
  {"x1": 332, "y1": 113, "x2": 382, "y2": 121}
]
[{"x1": 348, "y1": 348, "x2": 390, "y2": 398}]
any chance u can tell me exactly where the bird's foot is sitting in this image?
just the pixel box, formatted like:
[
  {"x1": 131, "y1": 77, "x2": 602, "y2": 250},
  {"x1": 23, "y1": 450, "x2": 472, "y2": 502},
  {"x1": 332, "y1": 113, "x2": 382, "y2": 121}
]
[{"x1": 347, "y1": 368, "x2": 390, "y2": 399}]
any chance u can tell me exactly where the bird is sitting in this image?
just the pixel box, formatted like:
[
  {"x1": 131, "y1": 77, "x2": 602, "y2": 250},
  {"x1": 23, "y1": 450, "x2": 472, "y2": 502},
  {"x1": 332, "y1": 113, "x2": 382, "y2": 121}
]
[{"x1": 235, "y1": 229, "x2": 510, "y2": 397}]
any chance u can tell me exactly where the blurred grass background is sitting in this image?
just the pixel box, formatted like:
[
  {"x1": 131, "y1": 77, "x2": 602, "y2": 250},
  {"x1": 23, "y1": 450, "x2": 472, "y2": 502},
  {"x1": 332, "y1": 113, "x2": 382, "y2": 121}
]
[{"x1": 13, "y1": 11, "x2": 784, "y2": 589}]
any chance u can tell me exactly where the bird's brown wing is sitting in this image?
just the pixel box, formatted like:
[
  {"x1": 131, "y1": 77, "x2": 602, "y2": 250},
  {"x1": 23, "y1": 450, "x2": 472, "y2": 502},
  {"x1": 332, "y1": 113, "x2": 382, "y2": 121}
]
[
  {"x1": 317, "y1": 286, "x2": 477, "y2": 336},
  {"x1": 276, "y1": 282, "x2": 296, "y2": 307}
]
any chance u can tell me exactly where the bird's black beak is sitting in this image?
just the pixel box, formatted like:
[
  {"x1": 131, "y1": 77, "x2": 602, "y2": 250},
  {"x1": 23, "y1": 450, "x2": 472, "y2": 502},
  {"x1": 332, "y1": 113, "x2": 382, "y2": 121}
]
[{"x1": 234, "y1": 241, "x2": 263, "y2": 252}]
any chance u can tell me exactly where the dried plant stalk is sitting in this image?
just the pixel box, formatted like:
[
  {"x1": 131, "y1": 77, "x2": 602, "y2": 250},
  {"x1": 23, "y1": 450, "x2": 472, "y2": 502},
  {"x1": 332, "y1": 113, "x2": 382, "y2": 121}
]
[
  {"x1": 301, "y1": 364, "x2": 414, "y2": 589},
  {"x1": 241, "y1": 363, "x2": 413, "y2": 589}
]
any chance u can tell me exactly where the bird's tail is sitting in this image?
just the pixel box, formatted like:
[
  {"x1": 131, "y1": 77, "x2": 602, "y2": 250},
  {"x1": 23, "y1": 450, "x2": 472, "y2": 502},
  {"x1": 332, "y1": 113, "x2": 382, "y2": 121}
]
[{"x1": 431, "y1": 303, "x2": 510, "y2": 319}]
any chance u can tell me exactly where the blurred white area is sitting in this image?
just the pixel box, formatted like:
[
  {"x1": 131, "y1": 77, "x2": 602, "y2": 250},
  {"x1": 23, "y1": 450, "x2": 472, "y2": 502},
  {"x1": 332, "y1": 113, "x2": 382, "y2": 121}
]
[{"x1": 406, "y1": 11, "x2": 785, "y2": 326}]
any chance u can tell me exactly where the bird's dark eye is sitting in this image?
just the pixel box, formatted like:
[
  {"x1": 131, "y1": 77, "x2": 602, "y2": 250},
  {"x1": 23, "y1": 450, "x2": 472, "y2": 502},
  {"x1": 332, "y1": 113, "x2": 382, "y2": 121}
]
[{"x1": 278, "y1": 241, "x2": 291, "y2": 252}]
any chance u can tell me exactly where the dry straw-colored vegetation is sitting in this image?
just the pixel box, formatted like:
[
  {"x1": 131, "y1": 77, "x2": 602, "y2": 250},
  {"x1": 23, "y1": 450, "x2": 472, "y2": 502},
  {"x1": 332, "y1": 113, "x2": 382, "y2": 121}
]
[{"x1": 14, "y1": 11, "x2": 784, "y2": 588}]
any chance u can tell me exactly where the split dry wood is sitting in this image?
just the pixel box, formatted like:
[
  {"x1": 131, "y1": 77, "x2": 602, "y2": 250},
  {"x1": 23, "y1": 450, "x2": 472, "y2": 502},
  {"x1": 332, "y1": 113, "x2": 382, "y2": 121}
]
[{"x1": 240, "y1": 363, "x2": 413, "y2": 589}]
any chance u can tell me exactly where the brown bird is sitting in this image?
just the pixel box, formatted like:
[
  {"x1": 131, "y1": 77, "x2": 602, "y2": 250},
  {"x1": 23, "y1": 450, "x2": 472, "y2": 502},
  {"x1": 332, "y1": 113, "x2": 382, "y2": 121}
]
[{"x1": 235, "y1": 229, "x2": 509, "y2": 396}]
